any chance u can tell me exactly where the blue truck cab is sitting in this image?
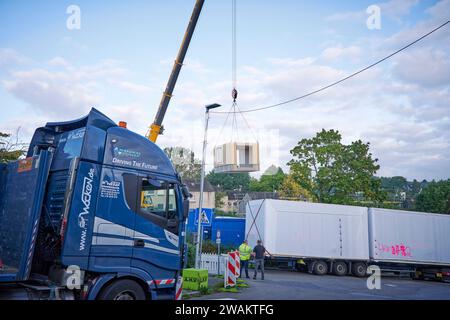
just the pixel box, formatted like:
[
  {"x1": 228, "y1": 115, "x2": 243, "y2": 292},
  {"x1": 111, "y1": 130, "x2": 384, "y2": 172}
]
[{"x1": 0, "y1": 108, "x2": 190, "y2": 300}]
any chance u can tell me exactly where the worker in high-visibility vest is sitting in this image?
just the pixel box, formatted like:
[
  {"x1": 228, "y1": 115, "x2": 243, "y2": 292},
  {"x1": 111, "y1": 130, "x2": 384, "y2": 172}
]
[{"x1": 238, "y1": 240, "x2": 252, "y2": 278}]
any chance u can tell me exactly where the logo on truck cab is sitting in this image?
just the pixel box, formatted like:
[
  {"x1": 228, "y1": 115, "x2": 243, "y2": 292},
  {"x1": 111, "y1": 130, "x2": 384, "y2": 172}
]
[
  {"x1": 78, "y1": 168, "x2": 94, "y2": 251},
  {"x1": 113, "y1": 146, "x2": 141, "y2": 158}
]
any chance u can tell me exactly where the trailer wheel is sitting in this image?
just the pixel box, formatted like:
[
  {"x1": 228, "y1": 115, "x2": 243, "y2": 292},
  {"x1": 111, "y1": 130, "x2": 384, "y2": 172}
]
[
  {"x1": 351, "y1": 262, "x2": 367, "y2": 277},
  {"x1": 332, "y1": 261, "x2": 348, "y2": 276},
  {"x1": 98, "y1": 279, "x2": 146, "y2": 300},
  {"x1": 313, "y1": 260, "x2": 328, "y2": 276}
]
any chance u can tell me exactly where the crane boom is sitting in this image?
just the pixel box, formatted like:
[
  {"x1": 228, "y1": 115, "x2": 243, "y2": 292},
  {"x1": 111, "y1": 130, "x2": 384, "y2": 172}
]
[{"x1": 147, "y1": 0, "x2": 205, "y2": 143}]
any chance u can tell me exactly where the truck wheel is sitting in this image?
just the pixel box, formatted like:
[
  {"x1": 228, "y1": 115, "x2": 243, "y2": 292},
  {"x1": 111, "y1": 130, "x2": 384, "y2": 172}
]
[
  {"x1": 351, "y1": 262, "x2": 367, "y2": 277},
  {"x1": 98, "y1": 279, "x2": 146, "y2": 300},
  {"x1": 332, "y1": 261, "x2": 348, "y2": 276},
  {"x1": 313, "y1": 260, "x2": 328, "y2": 276}
]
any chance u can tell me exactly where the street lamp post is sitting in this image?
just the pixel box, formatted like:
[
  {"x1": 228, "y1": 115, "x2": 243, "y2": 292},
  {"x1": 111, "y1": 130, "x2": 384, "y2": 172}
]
[{"x1": 195, "y1": 103, "x2": 221, "y2": 269}]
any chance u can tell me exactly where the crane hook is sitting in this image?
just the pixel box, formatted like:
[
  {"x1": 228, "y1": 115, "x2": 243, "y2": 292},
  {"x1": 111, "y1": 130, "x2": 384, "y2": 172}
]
[{"x1": 232, "y1": 88, "x2": 238, "y2": 102}]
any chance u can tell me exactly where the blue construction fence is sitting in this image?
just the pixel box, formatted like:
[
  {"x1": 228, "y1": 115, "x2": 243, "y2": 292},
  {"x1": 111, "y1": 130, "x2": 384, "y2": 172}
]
[{"x1": 186, "y1": 208, "x2": 245, "y2": 247}]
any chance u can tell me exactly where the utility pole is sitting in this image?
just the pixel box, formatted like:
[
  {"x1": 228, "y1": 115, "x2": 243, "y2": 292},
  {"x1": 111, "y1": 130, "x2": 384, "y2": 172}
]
[{"x1": 195, "y1": 103, "x2": 221, "y2": 269}]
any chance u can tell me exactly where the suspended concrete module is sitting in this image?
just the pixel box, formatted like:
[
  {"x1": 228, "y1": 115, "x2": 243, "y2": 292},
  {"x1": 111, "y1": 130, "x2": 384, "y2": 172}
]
[{"x1": 213, "y1": 142, "x2": 260, "y2": 173}]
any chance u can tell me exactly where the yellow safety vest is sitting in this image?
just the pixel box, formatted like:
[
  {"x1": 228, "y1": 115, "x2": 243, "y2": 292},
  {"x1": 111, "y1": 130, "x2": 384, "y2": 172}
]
[{"x1": 239, "y1": 243, "x2": 252, "y2": 261}]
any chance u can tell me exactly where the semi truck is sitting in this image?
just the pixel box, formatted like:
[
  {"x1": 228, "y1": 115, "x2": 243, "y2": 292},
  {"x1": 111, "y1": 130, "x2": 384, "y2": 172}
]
[
  {"x1": 0, "y1": 0, "x2": 206, "y2": 301},
  {"x1": 246, "y1": 199, "x2": 450, "y2": 281},
  {"x1": 0, "y1": 108, "x2": 191, "y2": 300}
]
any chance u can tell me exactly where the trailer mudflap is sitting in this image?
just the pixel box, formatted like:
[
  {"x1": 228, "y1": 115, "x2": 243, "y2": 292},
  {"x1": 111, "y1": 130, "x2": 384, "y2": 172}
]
[{"x1": 0, "y1": 150, "x2": 53, "y2": 282}]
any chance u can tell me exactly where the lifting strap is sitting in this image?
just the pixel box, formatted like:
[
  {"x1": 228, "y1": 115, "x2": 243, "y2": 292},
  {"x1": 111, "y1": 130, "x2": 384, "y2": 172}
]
[
  {"x1": 211, "y1": 0, "x2": 258, "y2": 148},
  {"x1": 231, "y1": 0, "x2": 237, "y2": 102}
]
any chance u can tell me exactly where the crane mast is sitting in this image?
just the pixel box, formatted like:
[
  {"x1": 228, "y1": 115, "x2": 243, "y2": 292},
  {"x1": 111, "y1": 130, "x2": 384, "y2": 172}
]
[{"x1": 147, "y1": 0, "x2": 205, "y2": 143}]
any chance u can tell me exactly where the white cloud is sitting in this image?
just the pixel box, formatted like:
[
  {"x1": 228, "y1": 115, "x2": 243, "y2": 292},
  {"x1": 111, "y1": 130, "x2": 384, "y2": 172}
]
[
  {"x1": 60, "y1": 36, "x2": 88, "y2": 53},
  {"x1": 110, "y1": 80, "x2": 153, "y2": 95},
  {"x1": 3, "y1": 68, "x2": 100, "y2": 117},
  {"x1": 1, "y1": 57, "x2": 157, "y2": 119},
  {"x1": 321, "y1": 45, "x2": 362, "y2": 61},
  {"x1": 392, "y1": 47, "x2": 450, "y2": 87},
  {"x1": 47, "y1": 57, "x2": 71, "y2": 68},
  {"x1": 0, "y1": 48, "x2": 29, "y2": 67},
  {"x1": 267, "y1": 57, "x2": 316, "y2": 67},
  {"x1": 380, "y1": 0, "x2": 420, "y2": 20},
  {"x1": 425, "y1": 0, "x2": 450, "y2": 22},
  {"x1": 326, "y1": 10, "x2": 365, "y2": 23}
]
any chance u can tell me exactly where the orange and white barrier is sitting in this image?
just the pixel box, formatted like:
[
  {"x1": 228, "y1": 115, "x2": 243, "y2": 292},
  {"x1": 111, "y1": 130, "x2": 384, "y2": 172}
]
[
  {"x1": 175, "y1": 276, "x2": 183, "y2": 300},
  {"x1": 235, "y1": 251, "x2": 240, "y2": 278},
  {"x1": 224, "y1": 251, "x2": 240, "y2": 288}
]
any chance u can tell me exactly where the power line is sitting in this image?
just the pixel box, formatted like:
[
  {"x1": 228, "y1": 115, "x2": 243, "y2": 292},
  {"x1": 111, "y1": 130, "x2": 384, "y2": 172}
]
[{"x1": 212, "y1": 20, "x2": 450, "y2": 114}]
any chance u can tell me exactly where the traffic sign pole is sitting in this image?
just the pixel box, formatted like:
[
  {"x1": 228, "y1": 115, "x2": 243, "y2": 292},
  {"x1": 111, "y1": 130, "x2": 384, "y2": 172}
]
[{"x1": 216, "y1": 230, "x2": 221, "y2": 276}]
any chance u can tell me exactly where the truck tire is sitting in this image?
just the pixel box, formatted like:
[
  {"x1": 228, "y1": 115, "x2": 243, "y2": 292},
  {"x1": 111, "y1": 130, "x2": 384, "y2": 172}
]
[
  {"x1": 351, "y1": 262, "x2": 367, "y2": 277},
  {"x1": 332, "y1": 261, "x2": 348, "y2": 276},
  {"x1": 313, "y1": 260, "x2": 328, "y2": 276},
  {"x1": 98, "y1": 279, "x2": 146, "y2": 300}
]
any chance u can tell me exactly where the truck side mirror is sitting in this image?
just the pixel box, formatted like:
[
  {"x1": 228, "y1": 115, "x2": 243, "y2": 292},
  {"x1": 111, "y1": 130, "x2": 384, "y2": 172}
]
[
  {"x1": 182, "y1": 199, "x2": 190, "y2": 219},
  {"x1": 181, "y1": 184, "x2": 192, "y2": 199}
]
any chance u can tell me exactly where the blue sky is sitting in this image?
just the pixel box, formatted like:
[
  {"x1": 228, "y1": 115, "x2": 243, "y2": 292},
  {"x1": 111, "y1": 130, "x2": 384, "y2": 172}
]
[{"x1": 1, "y1": 0, "x2": 449, "y2": 180}]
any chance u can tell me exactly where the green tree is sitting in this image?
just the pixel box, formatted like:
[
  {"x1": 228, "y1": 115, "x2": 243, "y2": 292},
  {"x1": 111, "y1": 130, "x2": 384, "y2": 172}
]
[
  {"x1": 380, "y1": 176, "x2": 407, "y2": 191},
  {"x1": 410, "y1": 179, "x2": 422, "y2": 195},
  {"x1": 249, "y1": 165, "x2": 286, "y2": 192},
  {"x1": 215, "y1": 191, "x2": 226, "y2": 209},
  {"x1": 206, "y1": 171, "x2": 250, "y2": 192},
  {"x1": 279, "y1": 174, "x2": 313, "y2": 201},
  {"x1": 415, "y1": 180, "x2": 450, "y2": 214},
  {"x1": 164, "y1": 147, "x2": 201, "y2": 180},
  {"x1": 0, "y1": 132, "x2": 27, "y2": 163},
  {"x1": 287, "y1": 129, "x2": 385, "y2": 204}
]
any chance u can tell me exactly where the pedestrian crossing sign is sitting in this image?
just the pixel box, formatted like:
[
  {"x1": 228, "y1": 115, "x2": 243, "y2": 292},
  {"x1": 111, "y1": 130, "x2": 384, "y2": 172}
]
[{"x1": 194, "y1": 208, "x2": 213, "y2": 226}]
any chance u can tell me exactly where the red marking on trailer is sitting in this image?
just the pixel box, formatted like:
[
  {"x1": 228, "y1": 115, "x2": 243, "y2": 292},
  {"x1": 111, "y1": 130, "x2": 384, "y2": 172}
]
[{"x1": 378, "y1": 243, "x2": 412, "y2": 257}]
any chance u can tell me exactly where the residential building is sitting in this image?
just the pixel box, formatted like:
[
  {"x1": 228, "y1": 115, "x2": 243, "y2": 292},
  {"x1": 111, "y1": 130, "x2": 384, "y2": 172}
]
[{"x1": 183, "y1": 179, "x2": 216, "y2": 210}]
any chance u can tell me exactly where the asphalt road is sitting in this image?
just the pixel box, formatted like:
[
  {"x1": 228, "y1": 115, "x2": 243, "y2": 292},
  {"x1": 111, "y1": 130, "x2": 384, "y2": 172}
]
[{"x1": 195, "y1": 270, "x2": 450, "y2": 300}]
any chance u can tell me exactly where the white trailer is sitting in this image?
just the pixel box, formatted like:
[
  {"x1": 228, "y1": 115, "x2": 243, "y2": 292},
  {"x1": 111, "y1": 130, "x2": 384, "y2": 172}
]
[
  {"x1": 245, "y1": 199, "x2": 370, "y2": 276},
  {"x1": 246, "y1": 199, "x2": 450, "y2": 280},
  {"x1": 369, "y1": 208, "x2": 450, "y2": 266}
]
